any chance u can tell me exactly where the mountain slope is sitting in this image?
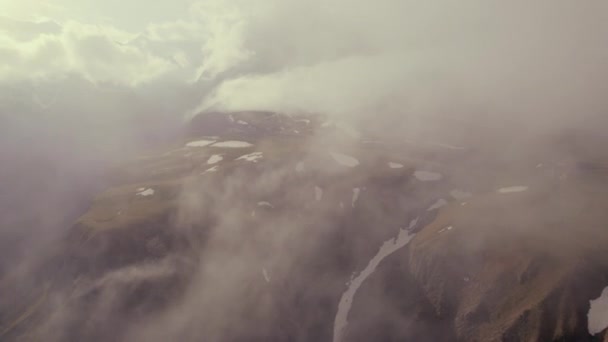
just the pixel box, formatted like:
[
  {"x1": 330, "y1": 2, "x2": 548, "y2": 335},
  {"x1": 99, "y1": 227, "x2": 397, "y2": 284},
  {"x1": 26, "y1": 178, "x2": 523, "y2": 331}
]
[{"x1": 2, "y1": 111, "x2": 608, "y2": 342}]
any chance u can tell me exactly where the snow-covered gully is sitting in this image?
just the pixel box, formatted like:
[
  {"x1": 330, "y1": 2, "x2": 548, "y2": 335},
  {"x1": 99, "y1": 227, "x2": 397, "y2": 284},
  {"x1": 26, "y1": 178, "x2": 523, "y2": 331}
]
[{"x1": 332, "y1": 218, "x2": 420, "y2": 342}]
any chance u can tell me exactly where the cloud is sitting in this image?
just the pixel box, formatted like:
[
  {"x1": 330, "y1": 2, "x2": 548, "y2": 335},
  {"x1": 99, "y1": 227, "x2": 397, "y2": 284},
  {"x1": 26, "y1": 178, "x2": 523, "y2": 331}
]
[
  {"x1": 3, "y1": 0, "x2": 607, "y2": 127},
  {"x1": 193, "y1": 0, "x2": 608, "y2": 138},
  {"x1": 2, "y1": 1, "x2": 608, "y2": 341},
  {"x1": 197, "y1": 54, "x2": 416, "y2": 116},
  {"x1": 189, "y1": 1, "x2": 253, "y2": 81},
  {"x1": 0, "y1": 19, "x2": 177, "y2": 86},
  {"x1": 0, "y1": 0, "x2": 258, "y2": 86}
]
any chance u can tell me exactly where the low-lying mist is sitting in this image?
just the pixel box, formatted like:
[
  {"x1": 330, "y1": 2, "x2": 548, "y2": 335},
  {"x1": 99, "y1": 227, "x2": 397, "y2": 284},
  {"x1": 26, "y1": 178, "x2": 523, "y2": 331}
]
[{"x1": 1, "y1": 1, "x2": 608, "y2": 341}]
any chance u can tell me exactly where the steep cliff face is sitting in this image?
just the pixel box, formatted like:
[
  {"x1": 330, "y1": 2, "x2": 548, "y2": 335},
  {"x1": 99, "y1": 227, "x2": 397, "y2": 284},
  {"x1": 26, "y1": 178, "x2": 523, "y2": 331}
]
[{"x1": 406, "y1": 174, "x2": 608, "y2": 341}]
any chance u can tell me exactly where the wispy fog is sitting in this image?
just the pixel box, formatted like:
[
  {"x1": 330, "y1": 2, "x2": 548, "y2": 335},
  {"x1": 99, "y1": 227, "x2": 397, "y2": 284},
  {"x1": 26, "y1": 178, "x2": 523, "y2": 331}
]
[{"x1": 1, "y1": 0, "x2": 607, "y2": 341}]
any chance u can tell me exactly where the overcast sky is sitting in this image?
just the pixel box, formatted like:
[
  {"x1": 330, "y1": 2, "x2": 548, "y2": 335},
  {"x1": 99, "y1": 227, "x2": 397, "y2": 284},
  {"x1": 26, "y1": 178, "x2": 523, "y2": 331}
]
[
  {"x1": 2, "y1": 3, "x2": 608, "y2": 340},
  {"x1": 0, "y1": 0, "x2": 194, "y2": 29},
  {"x1": 1, "y1": 0, "x2": 607, "y2": 139}
]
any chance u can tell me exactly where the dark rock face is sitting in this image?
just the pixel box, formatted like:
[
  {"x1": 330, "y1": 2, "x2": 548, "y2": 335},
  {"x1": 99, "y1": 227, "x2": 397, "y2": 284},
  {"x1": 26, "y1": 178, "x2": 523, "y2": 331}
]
[
  {"x1": 187, "y1": 111, "x2": 317, "y2": 140},
  {"x1": 188, "y1": 111, "x2": 239, "y2": 136},
  {"x1": 345, "y1": 247, "x2": 456, "y2": 342}
]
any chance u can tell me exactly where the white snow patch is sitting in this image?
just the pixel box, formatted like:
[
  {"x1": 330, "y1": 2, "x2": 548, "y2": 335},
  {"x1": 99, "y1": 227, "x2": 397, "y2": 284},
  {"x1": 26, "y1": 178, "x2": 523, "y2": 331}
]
[
  {"x1": 202, "y1": 166, "x2": 219, "y2": 174},
  {"x1": 352, "y1": 188, "x2": 361, "y2": 208},
  {"x1": 296, "y1": 162, "x2": 305, "y2": 172},
  {"x1": 450, "y1": 189, "x2": 472, "y2": 200},
  {"x1": 237, "y1": 152, "x2": 263, "y2": 163},
  {"x1": 185, "y1": 139, "x2": 215, "y2": 147},
  {"x1": 588, "y1": 286, "x2": 608, "y2": 334},
  {"x1": 296, "y1": 119, "x2": 311, "y2": 125},
  {"x1": 330, "y1": 152, "x2": 359, "y2": 167},
  {"x1": 228, "y1": 114, "x2": 235, "y2": 122},
  {"x1": 414, "y1": 170, "x2": 443, "y2": 181},
  {"x1": 427, "y1": 198, "x2": 448, "y2": 211},
  {"x1": 207, "y1": 154, "x2": 223, "y2": 165},
  {"x1": 212, "y1": 141, "x2": 253, "y2": 148},
  {"x1": 262, "y1": 268, "x2": 271, "y2": 283},
  {"x1": 388, "y1": 162, "x2": 404, "y2": 169},
  {"x1": 136, "y1": 187, "x2": 146, "y2": 192},
  {"x1": 257, "y1": 201, "x2": 274, "y2": 209},
  {"x1": 315, "y1": 186, "x2": 323, "y2": 201},
  {"x1": 136, "y1": 188, "x2": 155, "y2": 197},
  {"x1": 497, "y1": 186, "x2": 529, "y2": 194},
  {"x1": 438, "y1": 226, "x2": 454, "y2": 234},
  {"x1": 333, "y1": 219, "x2": 418, "y2": 342},
  {"x1": 237, "y1": 120, "x2": 248, "y2": 125}
]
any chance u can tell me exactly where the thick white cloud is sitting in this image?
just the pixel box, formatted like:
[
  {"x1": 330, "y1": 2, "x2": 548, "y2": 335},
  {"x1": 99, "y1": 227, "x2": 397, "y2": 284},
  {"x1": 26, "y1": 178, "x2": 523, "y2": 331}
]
[
  {"x1": 196, "y1": 0, "x2": 608, "y2": 128},
  {"x1": 0, "y1": 0, "x2": 258, "y2": 86},
  {"x1": 0, "y1": 20, "x2": 176, "y2": 86},
  {"x1": 189, "y1": 1, "x2": 253, "y2": 81},
  {"x1": 1, "y1": 0, "x2": 607, "y2": 133}
]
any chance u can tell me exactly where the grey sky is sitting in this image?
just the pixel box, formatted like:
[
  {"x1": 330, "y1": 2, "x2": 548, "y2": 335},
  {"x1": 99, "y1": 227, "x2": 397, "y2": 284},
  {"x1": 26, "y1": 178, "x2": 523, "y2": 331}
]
[
  {"x1": 1, "y1": 3, "x2": 607, "y2": 340},
  {"x1": 0, "y1": 0, "x2": 607, "y2": 132},
  {"x1": 0, "y1": 0, "x2": 194, "y2": 29}
]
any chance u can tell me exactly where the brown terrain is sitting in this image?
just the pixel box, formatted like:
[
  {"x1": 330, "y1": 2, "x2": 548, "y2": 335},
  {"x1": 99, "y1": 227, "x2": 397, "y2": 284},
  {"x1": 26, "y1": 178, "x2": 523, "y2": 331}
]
[{"x1": 1, "y1": 111, "x2": 608, "y2": 342}]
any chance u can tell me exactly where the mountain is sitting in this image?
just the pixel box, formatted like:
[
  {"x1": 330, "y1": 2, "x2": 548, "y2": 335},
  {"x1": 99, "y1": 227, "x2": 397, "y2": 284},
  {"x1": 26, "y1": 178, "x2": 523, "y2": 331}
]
[{"x1": 1, "y1": 111, "x2": 608, "y2": 342}]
